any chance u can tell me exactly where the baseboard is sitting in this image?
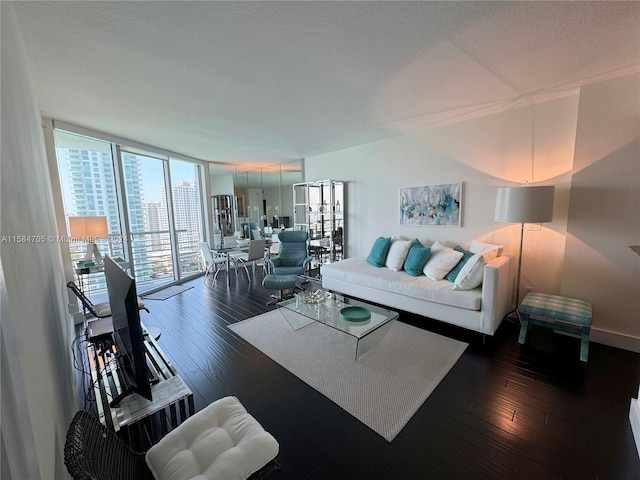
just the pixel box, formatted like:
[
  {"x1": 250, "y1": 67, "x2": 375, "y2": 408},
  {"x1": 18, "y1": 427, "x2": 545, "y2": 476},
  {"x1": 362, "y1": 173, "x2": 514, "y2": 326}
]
[
  {"x1": 631, "y1": 396, "x2": 640, "y2": 459},
  {"x1": 590, "y1": 327, "x2": 640, "y2": 353}
]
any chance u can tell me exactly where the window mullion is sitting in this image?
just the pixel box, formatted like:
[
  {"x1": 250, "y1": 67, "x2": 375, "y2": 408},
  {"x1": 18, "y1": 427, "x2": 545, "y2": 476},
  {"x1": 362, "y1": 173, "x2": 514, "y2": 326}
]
[{"x1": 112, "y1": 144, "x2": 135, "y2": 277}]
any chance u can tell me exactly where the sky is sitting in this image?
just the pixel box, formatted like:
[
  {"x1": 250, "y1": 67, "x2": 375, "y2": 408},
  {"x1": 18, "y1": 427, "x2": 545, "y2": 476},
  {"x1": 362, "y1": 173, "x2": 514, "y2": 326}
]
[
  {"x1": 135, "y1": 156, "x2": 198, "y2": 202},
  {"x1": 57, "y1": 147, "x2": 199, "y2": 212}
]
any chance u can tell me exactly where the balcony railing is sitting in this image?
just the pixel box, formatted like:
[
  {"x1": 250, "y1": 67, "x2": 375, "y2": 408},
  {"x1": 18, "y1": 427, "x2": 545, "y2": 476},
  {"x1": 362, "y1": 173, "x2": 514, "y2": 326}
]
[{"x1": 70, "y1": 229, "x2": 204, "y2": 294}]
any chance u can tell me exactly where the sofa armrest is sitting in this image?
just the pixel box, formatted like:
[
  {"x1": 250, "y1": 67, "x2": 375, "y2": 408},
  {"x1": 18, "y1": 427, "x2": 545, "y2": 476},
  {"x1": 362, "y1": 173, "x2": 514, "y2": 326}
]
[{"x1": 480, "y1": 254, "x2": 513, "y2": 335}]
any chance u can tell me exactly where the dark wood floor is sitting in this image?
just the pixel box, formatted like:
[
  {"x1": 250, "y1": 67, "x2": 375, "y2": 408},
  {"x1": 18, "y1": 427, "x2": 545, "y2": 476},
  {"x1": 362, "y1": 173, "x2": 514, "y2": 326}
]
[{"x1": 135, "y1": 270, "x2": 640, "y2": 479}]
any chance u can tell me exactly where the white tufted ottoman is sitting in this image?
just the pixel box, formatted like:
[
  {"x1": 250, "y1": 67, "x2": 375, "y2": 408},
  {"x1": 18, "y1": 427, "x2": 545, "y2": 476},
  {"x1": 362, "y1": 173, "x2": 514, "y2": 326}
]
[{"x1": 145, "y1": 396, "x2": 279, "y2": 480}]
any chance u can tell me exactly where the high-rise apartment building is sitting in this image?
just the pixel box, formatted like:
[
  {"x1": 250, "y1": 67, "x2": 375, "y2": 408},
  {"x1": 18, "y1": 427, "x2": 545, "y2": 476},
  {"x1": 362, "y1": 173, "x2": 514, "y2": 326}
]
[
  {"x1": 61, "y1": 148, "x2": 148, "y2": 277},
  {"x1": 142, "y1": 200, "x2": 165, "y2": 250},
  {"x1": 166, "y1": 181, "x2": 201, "y2": 254},
  {"x1": 64, "y1": 148, "x2": 120, "y2": 234},
  {"x1": 59, "y1": 144, "x2": 202, "y2": 284}
]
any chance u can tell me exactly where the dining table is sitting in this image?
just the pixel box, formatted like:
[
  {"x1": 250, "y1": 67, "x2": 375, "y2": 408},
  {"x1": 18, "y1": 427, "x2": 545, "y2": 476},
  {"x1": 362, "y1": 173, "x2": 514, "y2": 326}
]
[
  {"x1": 210, "y1": 244, "x2": 248, "y2": 286},
  {"x1": 211, "y1": 239, "x2": 273, "y2": 286}
]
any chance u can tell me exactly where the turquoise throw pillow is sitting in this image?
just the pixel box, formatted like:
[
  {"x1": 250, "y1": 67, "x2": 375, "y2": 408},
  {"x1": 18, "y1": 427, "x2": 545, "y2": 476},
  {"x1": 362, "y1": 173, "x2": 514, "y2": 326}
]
[
  {"x1": 404, "y1": 246, "x2": 431, "y2": 276},
  {"x1": 445, "y1": 245, "x2": 474, "y2": 282},
  {"x1": 411, "y1": 238, "x2": 423, "y2": 249},
  {"x1": 366, "y1": 237, "x2": 392, "y2": 267}
]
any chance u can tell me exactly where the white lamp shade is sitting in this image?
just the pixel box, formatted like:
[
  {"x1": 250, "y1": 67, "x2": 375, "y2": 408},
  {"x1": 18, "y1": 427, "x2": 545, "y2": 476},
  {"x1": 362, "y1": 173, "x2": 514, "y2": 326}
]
[
  {"x1": 494, "y1": 186, "x2": 555, "y2": 224},
  {"x1": 69, "y1": 216, "x2": 109, "y2": 240}
]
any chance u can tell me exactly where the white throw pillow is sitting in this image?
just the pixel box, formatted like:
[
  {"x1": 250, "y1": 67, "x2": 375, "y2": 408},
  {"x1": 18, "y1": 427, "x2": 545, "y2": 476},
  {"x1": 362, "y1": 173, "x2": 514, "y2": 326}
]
[
  {"x1": 430, "y1": 240, "x2": 450, "y2": 253},
  {"x1": 385, "y1": 239, "x2": 412, "y2": 272},
  {"x1": 470, "y1": 239, "x2": 504, "y2": 257},
  {"x1": 423, "y1": 247, "x2": 464, "y2": 280},
  {"x1": 452, "y1": 249, "x2": 499, "y2": 290}
]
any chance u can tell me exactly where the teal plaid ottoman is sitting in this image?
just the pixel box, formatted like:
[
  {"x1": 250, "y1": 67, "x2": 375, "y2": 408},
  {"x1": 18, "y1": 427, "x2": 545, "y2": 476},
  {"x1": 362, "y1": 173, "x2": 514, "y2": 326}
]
[{"x1": 519, "y1": 292, "x2": 592, "y2": 362}]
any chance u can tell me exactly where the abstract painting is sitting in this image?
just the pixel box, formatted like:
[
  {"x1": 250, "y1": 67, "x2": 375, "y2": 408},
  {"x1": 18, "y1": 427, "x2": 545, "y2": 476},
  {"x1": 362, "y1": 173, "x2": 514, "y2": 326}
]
[{"x1": 400, "y1": 183, "x2": 462, "y2": 227}]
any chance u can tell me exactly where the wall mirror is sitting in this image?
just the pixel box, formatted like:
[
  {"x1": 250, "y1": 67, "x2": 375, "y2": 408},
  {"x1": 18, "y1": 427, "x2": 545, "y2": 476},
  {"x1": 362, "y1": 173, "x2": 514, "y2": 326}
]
[{"x1": 209, "y1": 159, "x2": 303, "y2": 240}]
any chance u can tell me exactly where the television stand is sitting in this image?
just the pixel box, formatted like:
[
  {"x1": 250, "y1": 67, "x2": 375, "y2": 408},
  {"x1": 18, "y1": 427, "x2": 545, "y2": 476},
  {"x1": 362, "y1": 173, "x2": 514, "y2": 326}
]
[
  {"x1": 87, "y1": 322, "x2": 194, "y2": 447},
  {"x1": 107, "y1": 356, "x2": 160, "y2": 408}
]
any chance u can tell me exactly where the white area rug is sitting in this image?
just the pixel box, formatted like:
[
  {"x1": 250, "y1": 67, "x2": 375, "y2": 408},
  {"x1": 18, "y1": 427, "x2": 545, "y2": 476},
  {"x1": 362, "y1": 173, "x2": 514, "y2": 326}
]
[{"x1": 229, "y1": 309, "x2": 467, "y2": 441}]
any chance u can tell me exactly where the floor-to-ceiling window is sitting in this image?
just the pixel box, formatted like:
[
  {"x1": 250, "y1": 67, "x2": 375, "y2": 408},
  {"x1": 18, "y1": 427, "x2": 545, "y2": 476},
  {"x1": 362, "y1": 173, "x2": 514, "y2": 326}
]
[
  {"x1": 54, "y1": 127, "x2": 206, "y2": 292},
  {"x1": 54, "y1": 131, "x2": 124, "y2": 292},
  {"x1": 170, "y1": 159, "x2": 204, "y2": 276},
  {"x1": 121, "y1": 151, "x2": 176, "y2": 284}
]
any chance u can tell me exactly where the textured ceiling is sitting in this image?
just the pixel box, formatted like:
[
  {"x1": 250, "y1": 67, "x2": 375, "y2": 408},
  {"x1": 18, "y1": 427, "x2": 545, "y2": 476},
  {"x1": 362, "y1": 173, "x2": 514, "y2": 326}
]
[{"x1": 11, "y1": 1, "x2": 640, "y2": 165}]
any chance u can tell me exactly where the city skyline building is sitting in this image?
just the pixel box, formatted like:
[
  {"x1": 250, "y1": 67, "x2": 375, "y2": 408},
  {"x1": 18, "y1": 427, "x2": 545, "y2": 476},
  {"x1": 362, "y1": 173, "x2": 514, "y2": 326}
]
[
  {"x1": 57, "y1": 139, "x2": 204, "y2": 288},
  {"x1": 163, "y1": 180, "x2": 201, "y2": 256},
  {"x1": 141, "y1": 200, "x2": 164, "y2": 251}
]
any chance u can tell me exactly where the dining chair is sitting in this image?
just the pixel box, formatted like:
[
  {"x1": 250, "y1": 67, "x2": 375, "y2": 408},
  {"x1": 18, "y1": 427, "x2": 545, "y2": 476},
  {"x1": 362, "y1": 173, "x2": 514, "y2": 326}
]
[
  {"x1": 200, "y1": 242, "x2": 228, "y2": 284},
  {"x1": 213, "y1": 233, "x2": 222, "y2": 248},
  {"x1": 269, "y1": 233, "x2": 281, "y2": 254},
  {"x1": 233, "y1": 239, "x2": 267, "y2": 281},
  {"x1": 223, "y1": 235, "x2": 238, "y2": 248}
]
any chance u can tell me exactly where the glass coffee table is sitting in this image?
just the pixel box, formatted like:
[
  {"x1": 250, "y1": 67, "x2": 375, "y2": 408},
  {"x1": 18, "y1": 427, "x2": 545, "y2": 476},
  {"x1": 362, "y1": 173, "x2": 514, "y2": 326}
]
[{"x1": 277, "y1": 292, "x2": 399, "y2": 360}]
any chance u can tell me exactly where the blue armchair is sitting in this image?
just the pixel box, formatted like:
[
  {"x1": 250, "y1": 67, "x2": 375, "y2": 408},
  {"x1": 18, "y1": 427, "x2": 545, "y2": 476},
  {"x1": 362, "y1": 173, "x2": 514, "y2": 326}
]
[{"x1": 268, "y1": 230, "x2": 312, "y2": 276}]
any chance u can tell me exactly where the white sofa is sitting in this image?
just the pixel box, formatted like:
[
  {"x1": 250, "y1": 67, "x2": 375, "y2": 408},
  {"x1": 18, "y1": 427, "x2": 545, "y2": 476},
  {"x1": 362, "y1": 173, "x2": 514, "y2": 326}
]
[{"x1": 320, "y1": 253, "x2": 513, "y2": 336}]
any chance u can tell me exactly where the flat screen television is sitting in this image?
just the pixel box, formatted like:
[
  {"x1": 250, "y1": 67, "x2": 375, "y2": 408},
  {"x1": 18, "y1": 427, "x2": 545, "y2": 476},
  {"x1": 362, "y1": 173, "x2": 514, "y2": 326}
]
[{"x1": 104, "y1": 255, "x2": 153, "y2": 406}]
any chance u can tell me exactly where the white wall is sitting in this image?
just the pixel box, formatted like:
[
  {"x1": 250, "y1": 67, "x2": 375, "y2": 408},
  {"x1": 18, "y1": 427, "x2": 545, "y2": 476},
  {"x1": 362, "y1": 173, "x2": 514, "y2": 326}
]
[
  {"x1": 210, "y1": 171, "x2": 235, "y2": 195},
  {"x1": 305, "y1": 81, "x2": 639, "y2": 350},
  {"x1": 1, "y1": 4, "x2": 77, "y2": 478},
  {"x1": 306, "y1": 95, "x2": 576, "y2": 294},
  {"x1": 247, "y1": 187, "x2": 263, "y2": 224},
  {"x1": 263, "y1": 186, "x2": 280, "y2": 225},
  {"x1": 563, "y1": 73, "x2": 640, "y2": 347}
]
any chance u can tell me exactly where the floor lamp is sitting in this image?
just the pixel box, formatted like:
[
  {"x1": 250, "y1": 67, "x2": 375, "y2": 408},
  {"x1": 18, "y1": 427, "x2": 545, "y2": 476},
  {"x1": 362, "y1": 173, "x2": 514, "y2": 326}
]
[
  {"x1": 69, "y1": 216, "x2": 109, "y2": 263},
  {"x1": 494, "y1": 185, "x2": 555, "y2": 319}
]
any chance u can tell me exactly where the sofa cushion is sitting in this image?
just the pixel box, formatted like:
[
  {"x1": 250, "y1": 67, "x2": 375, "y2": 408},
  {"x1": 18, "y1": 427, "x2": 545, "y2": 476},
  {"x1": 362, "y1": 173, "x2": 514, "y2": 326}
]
[
  {"x1": 366, "y1": 237, "x2": 391, "y2": 267},
  {"x1": 404, "y1": 246, "x2": 431, "y2": 276},
  {"x1": 452, "y1": 249, "x2": 498, "y2": 291},
  {"x1": 321, "y1": 257, "x2": 482, "y2": 311},
  {"x1": 423, "y1": 247, "x2": 464, "y2": 281},
  {"x1": 445, "y1": 246, "x2": 475, "y2": 282},
  {"x1": 470, "y1": 239, "x2": 504, "y2": 256},
  {"x1": 385, "y1": 239, "x2": 412, "y2": 272},
  {"x1": 430, "y1": 239, "x2": 450, "y2": 252},
  {"x1": 452, "y1": 254, "x2": 485, "y2": 291},
  {"x1": 145, "y1": 396, "x2": 279, "y2": 480}
]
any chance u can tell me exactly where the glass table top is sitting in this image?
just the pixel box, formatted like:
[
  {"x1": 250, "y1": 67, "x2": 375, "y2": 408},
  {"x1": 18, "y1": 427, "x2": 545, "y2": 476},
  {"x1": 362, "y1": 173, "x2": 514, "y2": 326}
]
[{"x1": 277, "y1": 291, "x2": 398, "y2": 339}]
